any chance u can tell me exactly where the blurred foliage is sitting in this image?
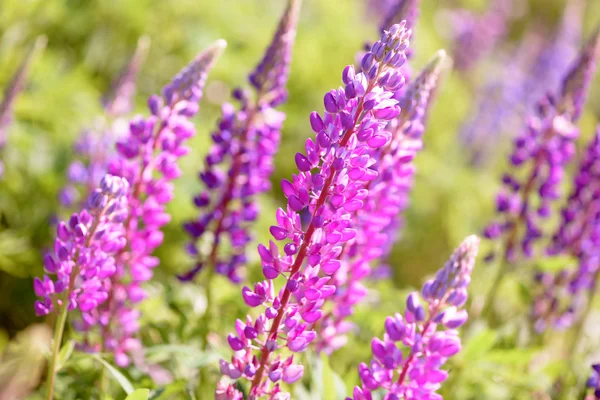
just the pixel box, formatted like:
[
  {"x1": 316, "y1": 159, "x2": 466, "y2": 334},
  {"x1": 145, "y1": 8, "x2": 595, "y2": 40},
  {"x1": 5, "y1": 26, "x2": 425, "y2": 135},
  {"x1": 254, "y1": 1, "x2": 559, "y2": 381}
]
[{"x1": 0, "y1": 0, "x2": 600, "y2": 399}]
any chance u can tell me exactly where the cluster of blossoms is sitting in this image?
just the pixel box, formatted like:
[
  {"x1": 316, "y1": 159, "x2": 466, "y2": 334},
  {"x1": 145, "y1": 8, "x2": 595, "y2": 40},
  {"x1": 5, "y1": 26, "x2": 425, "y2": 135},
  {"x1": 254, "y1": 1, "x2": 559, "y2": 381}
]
[
  {"x1": 33, "y1": 174, "x2": 130, "y2": 316},
  {"x1": 59, "y1": 37, "x2": 150, "y2": 209},
  {"x1": 0, "y1": 36, "x2": 46, "y2": 178},
  {"x1": 181, "y1": 0, "x2": 300, "y2": 283},
  {"x1": 459, "y1": 0, "x2": 583, "y2": 168},
  {"x1": 315, "y1": 50, "x2": 448, "y2": 354},
  {"x1": 483, "y1": 30, "x2": 600, "y2": 263},
  {"x1": 74, "y1": 41, "x2": 226, "y2": 367},
  {"x1": 532, "y1": 127, "x2": 600, "y2": 331},
  {"x1": 459, "y1": 0, "x2": 582, "y2": 167},
  {"x1": 350, "y1": 235, "x2": 480, "y2": 400},
  {"x1": 218, "y1": 22, "x2": 412, "y2": 398}
]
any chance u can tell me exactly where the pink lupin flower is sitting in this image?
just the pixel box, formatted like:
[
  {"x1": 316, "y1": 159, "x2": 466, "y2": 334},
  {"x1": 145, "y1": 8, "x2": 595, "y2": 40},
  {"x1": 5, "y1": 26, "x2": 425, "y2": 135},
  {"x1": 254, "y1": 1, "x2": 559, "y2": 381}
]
[
  {"x1": 218, "y1": 22, "x2": 411, "y2": 398},
  {"x1": 76, "y1": 40, "x2": 226, "y2": 367},
  {"x1": 350, "y1": 235, "x2": 479, "y2": 400},
  {"x1": 315, "y1": 50, "x2": 450, "y2": 354}
]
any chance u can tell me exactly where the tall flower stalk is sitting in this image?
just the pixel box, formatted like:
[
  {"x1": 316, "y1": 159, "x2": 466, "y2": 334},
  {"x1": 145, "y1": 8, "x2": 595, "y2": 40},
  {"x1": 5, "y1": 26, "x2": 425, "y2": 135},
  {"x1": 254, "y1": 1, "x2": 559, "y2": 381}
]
[
  {"x1": 350, "y1": 235, "x2": 480, "y2": 400},
  {"x1": 533, "y1": 128, "x2": 600, "y2": 332},
  {"x1": 0, "y1": 36, "x2": 46, "y2": 178},
  {"x1": 315, "y1": 50, "x2": 449, "y2": 354},
  {"x1": 59, "y1": 37, "x2": 150, "y2": 210},
  {"x1": 181, "y1": 0, "x2": 301, "y2": 285},
  {"x1": 218, "y1": 22, "x2": 411, "y2": 398},
  {"x1": 34, "y1": 174, "x2": 130, "y2": 400},
  {"x1": 482, "y1": 30, "x2": 600, "y2": 317},
  {"x1": 75, "y1": 41, "x2": 226, "y2": 368}
]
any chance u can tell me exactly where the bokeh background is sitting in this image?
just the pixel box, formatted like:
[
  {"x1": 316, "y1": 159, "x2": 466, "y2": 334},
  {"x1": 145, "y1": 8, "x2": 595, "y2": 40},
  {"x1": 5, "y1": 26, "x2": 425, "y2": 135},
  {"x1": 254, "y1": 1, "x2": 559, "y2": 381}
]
[{"x1": 1, "y1": 0, "x2": 600, "y2": 398}]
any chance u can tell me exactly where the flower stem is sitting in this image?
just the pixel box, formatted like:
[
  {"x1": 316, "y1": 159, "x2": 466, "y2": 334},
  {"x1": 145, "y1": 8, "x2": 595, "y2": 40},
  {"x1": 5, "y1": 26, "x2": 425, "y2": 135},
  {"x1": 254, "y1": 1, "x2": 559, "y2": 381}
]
[
  {"x1": 480, "y1": 257, "x2": 508, "y2": 323},
  {"x1": 46, "y1": 303, "x2": 68, "y2": 400},
  {"x1": 200, "y1": 266, "x2": 215, "y2": 350}
]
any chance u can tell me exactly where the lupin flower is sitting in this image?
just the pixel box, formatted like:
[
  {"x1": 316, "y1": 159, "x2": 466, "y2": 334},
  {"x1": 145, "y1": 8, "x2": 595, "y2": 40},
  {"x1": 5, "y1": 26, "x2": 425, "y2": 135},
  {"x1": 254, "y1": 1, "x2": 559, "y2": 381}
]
[
  {"x1": 218, "y1": 23, "x2": 411, "y2": 398},
  {"x1": 533, "y1": 128, "x2": 600, "y2": 331},
  {"x1": 527, "y1": 0, "x2": 583, "y2": 107},
  {"x1": 74, "y1": 41, "x2": 225, "y2": 367},
  {"x1": 33, "y1": 174, "x2": 130, "y2": 316},
  {"x1": 315, "y1": 50, "x2": 449, "y2": 354},
  {"x1": 59, "y1": 37, "x2": 150, "y2": 209},
  {"x1": 460, "y1": 1, "x2": 583, "y2": 166},
  {"x1": 446, "y1": 0, "x2": 512, "y2": 72},
  {"x1": 484, "y1": 30, "x2": 600, "y2": 263},
  {"x1": 587, "y1": 364, "x2": 600, "y2": 399},
  {"x1": 349, "y1": 235, "x2": 479, "y2": 400},
  {"x1": 0, "y1": 36, "x2": 46, "y2": 178},
  {"x1": 361, "y1": 0, "x2": 420, "y2": 93},
  {"x1": 181, "y1": 0, "x2": 300, "y2": 283}
]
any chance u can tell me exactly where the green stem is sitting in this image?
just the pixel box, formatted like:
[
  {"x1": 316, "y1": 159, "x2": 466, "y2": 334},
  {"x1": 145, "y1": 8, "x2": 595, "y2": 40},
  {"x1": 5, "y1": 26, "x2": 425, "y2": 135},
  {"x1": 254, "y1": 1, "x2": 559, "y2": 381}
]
[
  {"x1": 46, "y1": 304, "x2": 69, "y2": 400},
  {"x1": 480, "y1": 257, "x2": 508, "y2": 324},
  {"x1": 554, "y1": 277, "x2": 598, "y2": 400},
  {"x1": 200, "y1": 266, "x2": 214, "y2": 350}
]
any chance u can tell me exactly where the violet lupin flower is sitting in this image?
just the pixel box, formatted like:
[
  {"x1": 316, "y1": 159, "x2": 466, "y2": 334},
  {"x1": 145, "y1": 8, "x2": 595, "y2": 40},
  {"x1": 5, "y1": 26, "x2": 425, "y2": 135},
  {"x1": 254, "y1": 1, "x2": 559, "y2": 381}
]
[
  {"x1": 0, "y1": 36, "x2": 46, "y2": 178},
  {"x1": 59, "y1": 37, "x2": 150, "y2": 209},
  {"x1": 181, "y1": 0, "x2": 300, "y2": 283},
  {"x1": 75, "y1": 41, "x2": 225, "y2": 367},
  {"x1": 527, "y1": 0, "x2": 583, "y2": 108},
  {"x1": 533, "y1": 128, "x2": 600, "y2": 331},
  {"x1": 34, "y1": 174, "x2": 130, "y2": 316},
  {"x1": 35, "y1": 174, "x2": 130, "y2": 400},
  {"x1": 315, "y1": 50, "x2": 450, "y2": 354},
  {"x1": 484, "y1": 30, "x2": 600, "y2": 262},
  {"x1": 218, "y1": 23, "x2": 411, "y2": 398},
  {"x1": 349, "y1": 235, "x2": 479, "y2": 400},
  {"x1": 482, "y1": 30, "x2": 600, "y2": 314},
  {"x1": 459, "y1": 1, "x2": 583, "y2": 167},
  {"x1": 380, "y1": 0, "x2": 421, "y2": 56}
]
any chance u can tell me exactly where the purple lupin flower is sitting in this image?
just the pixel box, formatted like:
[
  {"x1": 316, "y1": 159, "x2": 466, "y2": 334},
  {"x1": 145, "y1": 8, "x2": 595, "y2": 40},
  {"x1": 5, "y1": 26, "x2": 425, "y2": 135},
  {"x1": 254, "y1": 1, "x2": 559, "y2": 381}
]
[
  {"x1": 587, "y1": 364, "x2": 600, "y2": 399},
  {"x1": 75, "y1": 41, "x2": 225, "y2": 367},
  {"x1": 0, "y1": 36, "x2": 46, "y2": 178},
  {"x1": 218, "y1": 23, "x2": 411, "y2": 398},
  {"x1": 181, "y1": 0, "x2": 300, "y2": 283},
  {"x1": 380, "y1": 0, "x2": 421, "y2": 55},
  {"x1": 349, "y1": 235, "x2": 479, "y2": 400},
  {"x1": 459, "y1": 1, "x2": 583, "y2": 167},
  {"x1": 59, "y1": 37, "x2": 150, "y2": 209},
  {"x1": 527, "y1": 0, "x2": 583, "y2": 108},
  {"x1": 362, "y1": 0, "x2": 420, "y2": 94},
  {"x1": 484, "y1": 30, "x2": 600, "y2": 262},
  {"x1": 34, "y1": 174, "x2": 130, "y2": 316},
  {"x1": 533, "y1": 128, "x2": 600, "y2": 331},
  {"x1": 446, "y1": 0, "x2": 512, "y2": 72},
  {"x1": 36, "y1": 174, "x2": 130, "y2": 400},
  {"x1": 315, "y1": 50, "x2": 450, "y2": 354},
  {"x1": 482, "y1": 30, "x2": 600, "y2": 315}
]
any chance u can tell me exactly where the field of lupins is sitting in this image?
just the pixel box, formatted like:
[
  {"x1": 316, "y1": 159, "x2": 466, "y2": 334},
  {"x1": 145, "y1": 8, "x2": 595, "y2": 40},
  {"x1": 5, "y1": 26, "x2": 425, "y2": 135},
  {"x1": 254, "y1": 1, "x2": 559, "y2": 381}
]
[{"x1": 1, "y1": 0, "x2": 600, "y2": 399}]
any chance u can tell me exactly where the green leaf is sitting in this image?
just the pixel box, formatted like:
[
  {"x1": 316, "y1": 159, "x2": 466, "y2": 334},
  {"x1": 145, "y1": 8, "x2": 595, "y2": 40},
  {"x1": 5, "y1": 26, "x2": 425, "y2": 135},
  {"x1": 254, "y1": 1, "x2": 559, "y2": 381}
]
[
  {"x1": 55, "y1": 339, "x2": 74, "y2": 371},
  {"x1": 320, "y1": 352, "x2": 336, "y2": 400},
  {"x1": 124, "y1": 389, "x2": 150, "y2": 400},
  {"x1": 90, "y1": 354, "x2": 134, "y2": 394},
  {"x1": 460, "y1": 329, "x2": 498, "y2": 361}
]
